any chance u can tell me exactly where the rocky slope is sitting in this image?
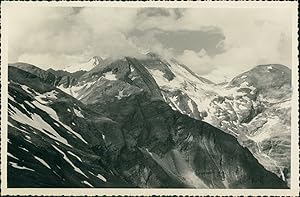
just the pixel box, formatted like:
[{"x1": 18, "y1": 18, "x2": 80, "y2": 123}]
[
  {"x1": 7, "y1": 64, "x2": 287, "y2": 188},
  {"x1": 210, "y1": 64, "x2": 292, "y2": 185},
  {"x1": 8, "y1": 67, "x2": 129, "y2": 187}
]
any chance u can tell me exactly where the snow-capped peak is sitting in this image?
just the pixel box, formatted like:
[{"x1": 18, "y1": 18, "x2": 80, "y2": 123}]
[
  {"x1": 88, "y1": 56, "x2": 103, "y2": 67},
  {"x1": 63, "y1": 56, "x2": 103, "y2": 73}
]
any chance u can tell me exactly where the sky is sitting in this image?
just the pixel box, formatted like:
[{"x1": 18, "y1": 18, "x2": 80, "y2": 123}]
[{"x1": 7, "y1": 6, "x2": 293, "y2": 83}]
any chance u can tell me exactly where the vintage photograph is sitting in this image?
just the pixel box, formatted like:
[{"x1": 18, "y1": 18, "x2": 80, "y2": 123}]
[{"x1": 1, "y1": 1, "x2": 298, "y2": 196}]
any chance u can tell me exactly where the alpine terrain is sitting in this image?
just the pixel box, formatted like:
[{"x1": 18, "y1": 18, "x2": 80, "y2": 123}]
[{"x1": 7, "y1": 53, "x2": 290, "y2": 188}]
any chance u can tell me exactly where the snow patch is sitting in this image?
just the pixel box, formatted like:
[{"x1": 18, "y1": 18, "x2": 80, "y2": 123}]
[
  {"x1": 57, "y1": 82, "x2": 95, "y2": 99},
  {"x1": 74, "y1": 108, "x2": 84, "y2": 118},
  {"x1": 24, "y1": 101, "x2": 35, "y2": 109},
  {"x1": 187, "y1": 134, "x2": 194, "y2": 142},
  {"x1": 145, "y1": 148, "x2": 153, "y2": 156},
  {"x1": 115, "y1": 90, "x2": 130, "y2": 100},
  {"x1": 8, "y1": 94, "x2": 16, "y2": 102},
  {"x1": 11, "y1": 97, "x2": 86, "y2": 145},
  {"x1": 103, "y1": 71, "x2": 117, "y2": 81},
  {"x1": 89, "y1": 171, "x2": 107, "y2": 182},
  {"x1": 8, "y1": 152, "x2": 19, "y2": 160},
  {"x1": 246, "y1": 117, "x2": 278, "y2": 143},
  {"x1": 32, "y1": 100, "x2": 59, "y2": 120},
  {"x1": 187, "y1": 100, "x2": 194, "y2": 113},
  {"x1": 169, "y1": 96, "x2": 184, "y2": 113},
  {"x1": 57, "y1": 85, "x2": 72, "y2": 96},
  {"x1": 67, "y1": 151, "x2": 82, "y2": 162},
  {"x1": 9, "y1": 161, "x2": 34, "y2": 171},
  {"x1": 35, "y1": 90, "x2": 58, "y2": 104},
  {"x1": 19, "y1": 147, "x2": 29, "y2": 152},
  {"x1": 52, "y1": 145, "x2": 88, "y2": 178},
  {"x1": 147, "y1": 61, "x2": 219, "y2": 118},
  {"x1": 20, "y1": 85, "x2": 32, "y2": 94},
  {"x1": 227, "y1": 128, "x2": 239, "y2": 136},
  {"x1": 60, "y1": 122, "x2": 87, "y2": 144},
  {"x1": 82, "y1": 181, "x2": 93, "y2": 187},
  {"x1": 130, "y1": 66, "x2": 135, "y2": 72},
  {"x1": 238, "y1": 104, "x2": 248, "y2": 110},
  {"x1": 9, "y1": 103, "x2": 72, "y2": 147},
  {"x1": 73, "y1": 83, "x2": 93, "y2": 99},
  {"x1": 276, "y1": 100, "x2": 290, "y2": 109},
  {"x1": 8, "y1": 121, "x2": 29, "y2": 134},
  {"x1": 97, "y1": 174, "x2": 107, "y2": 182},
  {"x1": 131, "y1": 76, "x2": 137, "y2": 81},
  {"x1": 44, "y1": 91, "x2": 58, "y2": 100},
  {"x1": 34, "y1": 156, "x2": 51, "y2": 169},
  {"x1": 240, "y1": 81, "x2": 249, "y2": 88}
]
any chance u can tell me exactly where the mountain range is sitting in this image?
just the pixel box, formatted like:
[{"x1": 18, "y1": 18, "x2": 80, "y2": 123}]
[{"x1": 7, "y1": 53, "x2": 291, "y2": 188}]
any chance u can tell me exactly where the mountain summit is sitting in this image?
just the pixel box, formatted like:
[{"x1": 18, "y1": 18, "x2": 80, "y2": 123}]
[{"x1": 63, "y1": 56, "x2": 104, "y2": 73}]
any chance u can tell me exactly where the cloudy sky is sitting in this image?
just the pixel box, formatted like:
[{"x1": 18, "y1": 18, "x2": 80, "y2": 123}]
[{"x1": 7, "y1": 6, "x2": 293, "y2": 82}]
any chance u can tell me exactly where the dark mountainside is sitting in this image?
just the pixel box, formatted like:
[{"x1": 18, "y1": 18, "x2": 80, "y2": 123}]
[
  {"x1": 7, "y1": 58, "x2": 287, "y2": 188},
  {"x1": 8, "y1": 67, "x2": 129, "y2": 187}
]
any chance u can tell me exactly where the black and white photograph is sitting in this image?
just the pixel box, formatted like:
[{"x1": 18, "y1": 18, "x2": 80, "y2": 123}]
[{"x1": 1, "y1": 1, "x2": 298, "y2": 196}]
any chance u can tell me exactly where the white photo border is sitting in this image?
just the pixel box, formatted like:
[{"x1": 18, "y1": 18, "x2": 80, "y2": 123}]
[{"x1": 1, "y1": 1, "x2": 298, "y2": 196}]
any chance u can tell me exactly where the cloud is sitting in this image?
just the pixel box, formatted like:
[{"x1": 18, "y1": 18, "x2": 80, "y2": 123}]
[
  {"x1": 8, "y1": 7, "x2": 74, "y2": 61},
  {"x1": 133, "y1": 8, "x2": 293, "y2": 82},
  {"x1": 135, "y1": 8, "x2": 186, "y2": 31},
  {"x1": 177, "y1": 49, "x2": 215, "y2": 74},
  {"x1": 8, "y1": 7, "x2": 142, "y2": 69},
  {"x1": 7, "y1": 6, "x2": 293, "y2": 82},
  {"x1": 129, "y1": 28, "x2": 224, "y2": 57},
  {"x1": 137, "y1": 8, "x2": 173, "y2": 18},
  {"x1": 17, "y1": 53, "x2": 86, "y2": 69}
]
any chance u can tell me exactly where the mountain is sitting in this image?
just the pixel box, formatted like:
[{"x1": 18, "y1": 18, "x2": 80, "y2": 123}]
[
  {"x1": 10, "y1": 62, "x2": 86, "y2": 88},
  {"x1": 55, "y1": 54, "x2": 217, "y2": 120},
  {"x1": 210, "y1": 64, "x2": 292, "y2": 184},
  {"x1": 9, "y1": 57, "x2": 292, "y2": 185},
  {"x1": 148, "y1": 60, "x2": 292, "y2": 185},
  {"x1": 228, "y1": 64, "x2": 291, "y2": 100},
  {"x1": 7, "y1": 61, "x2": 287, "y2": 188},
  {"x1": 8, "y1": 67, "x2": 129, "y2": 187},
  {"x1": 62, "y1": 55, "x2": 290, "y2": 185},
  {"x1": 63, "y1": 56, "x2": 103, "y2": 73}
]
